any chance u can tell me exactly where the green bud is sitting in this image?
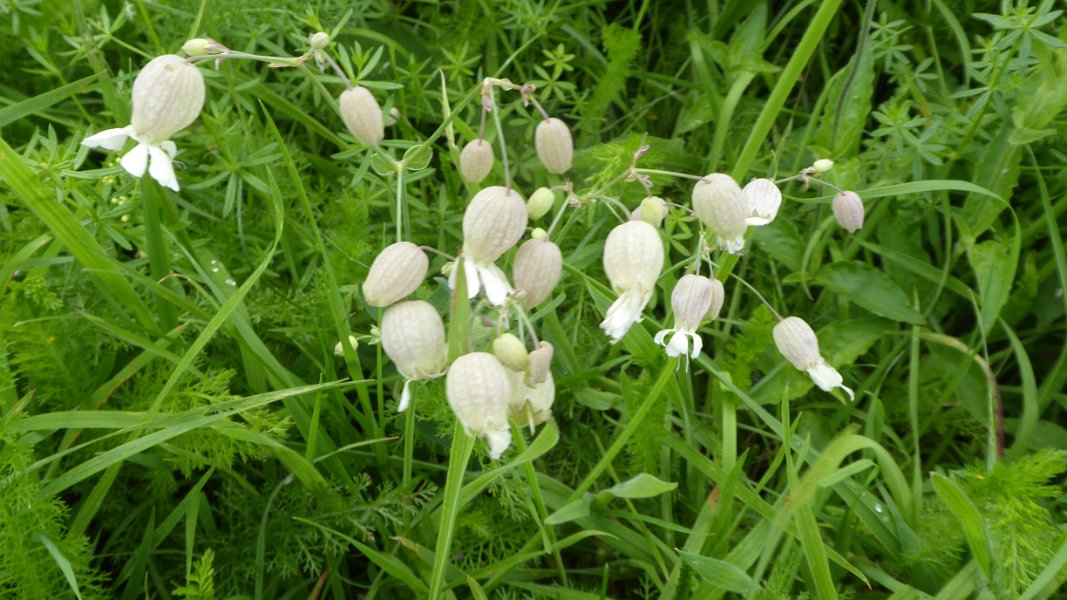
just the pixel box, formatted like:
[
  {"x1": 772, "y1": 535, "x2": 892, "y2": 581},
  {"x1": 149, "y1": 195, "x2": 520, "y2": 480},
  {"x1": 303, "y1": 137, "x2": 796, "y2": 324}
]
[{"x1": 527, "y1": 187, "x2": 555, "y2": 220}]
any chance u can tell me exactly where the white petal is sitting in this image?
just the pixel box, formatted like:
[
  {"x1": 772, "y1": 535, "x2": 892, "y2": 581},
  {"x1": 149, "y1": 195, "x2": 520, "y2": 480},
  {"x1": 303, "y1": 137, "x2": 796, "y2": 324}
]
[
  {"x1": 397, "y1": 379, "x2": 412, "y2": 412},
  {"x1": 147, "y1": 145, "x2": 180, "y2": 191},
  {"x1": 653, "y1": 329, "x2": 672, "y2": 346},
  {"x1": 82, "y1": 126, "x2": 132, "y2": 151},
  {"x1": 463, "y1": 256, "x2": 480, "y2": 299},
  {"x1": 484, "y1": 428, "x2": 512, "y2": 460},
  {"x1": 807, "y1": 359, "x2": 854, "y2": 400},
  {"x1": 599, "y1": 288, "x2": 650, "y2": 342},
  {"x1": 160, "y1": 140, "x2": 178, "y2": 158},
  {"x1": 119, "y1": 143, "x2": 149, "y2": 177},
  {"x1": 689, "y1": 331, "x2": 703, "y2": 359},
  {"x1": 666, "y1": 331, "x2": 689, "y2": 357},
  {"x1": 745, "y1": 216, "x2": 773, "y2": 226},
  {"x1": 720, "y1": 234, "x2": 746, "y2": 255},
  {"x1": 478, "y1": 263, "x2": 513, "y2": 306}
]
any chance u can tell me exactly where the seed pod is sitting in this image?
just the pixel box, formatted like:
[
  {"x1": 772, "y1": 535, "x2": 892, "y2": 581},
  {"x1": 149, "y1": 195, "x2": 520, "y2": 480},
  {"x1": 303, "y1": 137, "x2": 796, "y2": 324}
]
[
  {"x1": 633, "y1": 196, "x2": 668, "y2": 228},
  {"x1": 772, "y1": 316, "x2": 854, "y2": 399},
  {"x1": 380, "y1": 301, "x2": 447, "y2": 380},
  {"x1": 692, "y1": 174, "x2": 747, "y2": 253},
  {"x1": 446, "y1": 352, "x2": 513, "y2": 459},
  {"x1": 535, "y1": 117, "x2": 573, "y2": 174},
  {"x1": 832, "y1": 191, "x2": 864, "y2": 233},
  {"x1": 130, "y1": 55, "x2": 206, "y2": 144},
  {"x1": 742, "y1": 178, "x2": 782, "y2": 226},
  {"x1": 339, "y1": 86, "x2": 384, "y2": 147},
  {"x1": 527, "y1": 187, "x2": 556, "y2": 220},
  {"x1": 706, "y1": 278, "x2": 725, "y2": 320},
  {"x1": 462, "y1": 186, "x2": 528, "y2": 264},
  {"x1": 671, "y1": 275, "x2": 714, "y2": 332},
  {"x1": 527, "y1": 341, "x2": 554, "y2": 386},
  {"x1": 362, "y1": 242, "x2": 429, "y2": 307},
  {"x1": 459, "y1": 139, "x2": 494, "y2": 183},
  {"x1": 492, "y1": 333, "x2": 530, "y2": 372},
  {"x1": 603, "y1": 220, "x2": 663, "y2": 295},
  {"x1": 512, "y1": 238, "x2": 562, "y2": 308}
]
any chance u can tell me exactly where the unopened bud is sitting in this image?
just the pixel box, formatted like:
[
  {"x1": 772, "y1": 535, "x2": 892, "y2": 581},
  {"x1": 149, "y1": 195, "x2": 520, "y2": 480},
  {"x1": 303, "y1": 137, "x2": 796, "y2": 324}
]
[
  {"x1": 446, "y1": 352, "x2": 513, "y2": 459},
  {"x1": 459, "y1": 139, "x2": 494, "y2": 183},
  {"x1": 309, "y1": 32, "x2": 330, "y2": 49},
  {"x1": 462, "y1": 186, "x2": 528, "y2": 264},
  {"x1": 362, "y1": 242, "x2": 429, "y2": 307},
  {"x1": 535, "y1": 117, "x2": 573, "y2": 174},
  {"x1": 831, "y1": 191, "x2": 864, "y2": 233},
  {"x1": 385, "y1": 107, "x2": 400, "y2": 127},
  {"x1": 182, "y1": 38, "x2": 216, "y2": 56},
  {"x1": 527, "y1": 341, "x2": 554, "y2": 386},
  {"x1": 333, "y1": 335, "x2": 359, "y2": 356},
  {"x1": 492, "y1": 333, "x2": 530, "y2": 372},
  {"x1": 813, "y1": 159, "x2": 834, "y2": 173},
  {"x1": 706, "y1": 278, "x2": 725, "y2": 320},
  {"x1": 531, "y1": 227, "x2": 547, "y2": 240},
  {"x1": 633, "y1": 196, "x2": 669, "y2": 228},
  {"x1": 527, "y1": 187, "x2": 555, "y2": 220},
  {"x1": 512, "y1": 238, "x2": 562, "y2": 308},
  {"x1": 741, "y1": 178, "x2": 782, "y2": 226},
  {"x1": 339, "y1": 86, "x2": 384, "y2": 147},
  {"x1": 692, "y1": 174, "x2": 747, "y2": 253}
]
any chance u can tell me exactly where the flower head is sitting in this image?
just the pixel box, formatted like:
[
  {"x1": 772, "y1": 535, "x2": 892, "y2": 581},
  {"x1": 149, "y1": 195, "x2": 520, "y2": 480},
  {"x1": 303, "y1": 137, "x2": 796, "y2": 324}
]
[
  {"x1": 599, "y1": 220, "x2": 664, "y2": 342},
  {"x1": 692, "y1": 174, "x2": 747, "y2": 253},
  {"x1": 772, "y1": 316, "x2": 854, "y2": 400},
  {"x1": 741, "y1": 178, "x2": 782, "y2": 226},
  {"x1": 451, "y1": 186, "x2": 528, "y2": 305},
  {"x1": 339, "y1": 86, "x2": 384, "y2": 147},
  {"x1": 446, "y1": 352, "x2": 513, "y2": 459},
  {"x1": 512, "y1": 237, "x2": 562, "y2": 308},
  {"x1": 832, "y1": 191, "x2": 864, "y2": 233},
  {"x1": 459, "y1": 139, "x2": 494, "y2": 184},
  {"x1": 362, "y1": 241, "x2": 429, "y2": 307},
  {"x1": 380, "y1": 300, "x2": 448, "y2": 412},
  {"x1": 654, "y1": 274, "x2": 718, "y2": 361},
  {"x1": 534, "y1": 117, "x2": 573, "y2": 174},
  {"x1": 82, "y1": 54, "x2": 205, "y2": 191}
]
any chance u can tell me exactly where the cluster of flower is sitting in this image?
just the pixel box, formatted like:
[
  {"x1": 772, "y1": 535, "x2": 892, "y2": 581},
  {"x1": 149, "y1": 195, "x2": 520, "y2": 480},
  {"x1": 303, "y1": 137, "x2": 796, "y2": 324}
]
[{"x1": 79, "y1": 34, "x2": 868, "y2": 459}]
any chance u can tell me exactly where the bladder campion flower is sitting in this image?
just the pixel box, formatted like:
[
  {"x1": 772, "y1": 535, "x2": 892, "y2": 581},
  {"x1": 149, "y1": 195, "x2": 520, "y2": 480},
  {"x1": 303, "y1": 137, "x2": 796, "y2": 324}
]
[
  {"x1": 446, "y1": 352, "x2": 513, "y2": 459},
  {"x1": 339, "y1": 86, "x2": 384, "y2": 147},
  {"x1": 535, "y1": 117, "x2": 573, "y2": 174},
  {"x1": 82, "y1": 54, "x2": 205, "y2": 192},
  {"x1": 692, "y1": 174, "x2": 747, "y2": 254},
  {"x1": 453, "y1": 186, "x2": 528, "y2": 305},
  {"x1": 772, "y1": 316, "x2": 854, "y2": 400},
  {"x1": 512, "y1": 237, "x2": 562, "y2": 308},
  {"x1": 362, "y1": 242, "x2": 429, "y2": 307},
  {"x1": 654, "y1": 274, "x2": 715, "y2": 361},
  {"x1": 380, "y1": 300, "x2": 448, "y2": 412},
  {"x1": 832, "y1": 191, "x2": 865, "y2": 233},
  {"x1": 600, "y1": 220, "x2": 664, "y2": 342},
  {"x1": 741, "y1": 178, "x2": 782, "y2": 226},
  {"x1": 459, "y1": 139, "x2": 494, "y2": 183}
]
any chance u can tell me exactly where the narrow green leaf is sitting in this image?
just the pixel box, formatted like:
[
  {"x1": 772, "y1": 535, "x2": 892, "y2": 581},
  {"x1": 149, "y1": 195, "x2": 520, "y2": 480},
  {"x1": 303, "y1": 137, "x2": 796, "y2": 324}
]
[
  {"x1": 931, "y1": 473, "x2": 992, "y2": 580},
  {"x1": 35, "y1": 533, "x2": 82, "y2": 599},
  {"x1": 601, "y1": 473, "x2": 677, "y2": 499},
  {"x1": 677, "y1": 550, "x2": 759, "y2": 594},
  {"x1": 814, "y1": 261, "x2": 923, "y2": 323}
]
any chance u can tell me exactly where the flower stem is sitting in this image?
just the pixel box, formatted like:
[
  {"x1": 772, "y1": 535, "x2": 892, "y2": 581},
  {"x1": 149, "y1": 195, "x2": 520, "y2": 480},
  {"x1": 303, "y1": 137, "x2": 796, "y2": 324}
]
[
  {"x1": 427, "y1": 424, "x2": 475, "y2": 600},
  {"x1": 488, "y1": 88, "x2": 512, "y2": 193},
  {"x1": 395, "y1": 168, "x2": 404, "y2": 243}
]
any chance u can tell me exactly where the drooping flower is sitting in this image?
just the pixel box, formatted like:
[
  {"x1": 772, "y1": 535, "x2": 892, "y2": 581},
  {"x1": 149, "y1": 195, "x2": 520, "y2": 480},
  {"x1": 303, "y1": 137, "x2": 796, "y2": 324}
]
[
  {"x1": 339, "y1": 86, "x2": 384, "y2": 147},
  {"x1": 362, "y1": 241, "x2": 429, "y2": 307},
  {"x1": 82, "y1": 54, "x2": 205, "y2": 191},
  {"x1": 832, "y1": 191, "x2": 864, "y2": 233},
  {"x1": 534, "y1": 117, "x2": 573, "y2": 174},
  {"x1": 772, "y1": 316, "x2": 854, "y2": 400},
  {"x1": 741, "y1": 178, "x2": 782, "y2": 226},
  {"x1": 451, "y1": 186, "x2": 528, "y2": 305},
  {"x1": 512, "y1": 236, "x2": 562, "y2": 308},
  {"x1": 446, "y1": 352, "x2": 513, "y2": 459},
  {"x1": 654, "y1": 274, "x2": 716, "y2": 360},
  {"x1": 459, "y1": 139, "x2": 494, "y2": 183},
  {"x1": 692, "y1": 174, "x2": 747, "y2": 253},
  {"x1": 599, "y1": 220, "x2": 664, "y2": 342},
  {"x1": 380, "y1": 300, "x2": 448, "y2": 412}
]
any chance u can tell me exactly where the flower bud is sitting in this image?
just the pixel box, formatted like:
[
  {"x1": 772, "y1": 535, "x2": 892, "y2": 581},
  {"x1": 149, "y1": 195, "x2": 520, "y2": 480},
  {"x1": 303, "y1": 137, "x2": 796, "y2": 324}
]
[
  {"x1": 692, "y1": 174, "x2": 747, "y2": 253},
  {"x1": 333, "y1": 335, "x2": 359, "y2": 356},
  {"x1": 527, "y1": 341, "x2": 554, "y2": 386},
  {"x1": 459, "y1": 139, "x2": 494, "y2": 183},
  {"x1": 535, "y1": 117, "x2": 573, "y2": 174},
  {"x1": 309, "y1": 31, "x2": 330, "y2": 49},
  {"x1": 742, "y1": 178, "x2": 782, "y2": 226},
  {"x1": 671, "y1": 275, "x2": 713, "y2": 332},
  {"x1": 362, "y1": 242, "x2": 429, "y2": 307},
  {"x1": 385, "y1": 107, "x2": 400, "y2": 127},
  {"x1": 446, "y1": 352, "x2": 513, "y2": 459},
  {"x1": 339, "y1": 86, "x2": 384, "y2": 147},
  {"x1": 462, "y1": 186, "x2": 528, "y2": 264},
  {"x1": 832, "y1": 191, "x2": 864, "y2": 233},
  {"x1": 512, "y1": 238, "x2": 562, "y2": 308},
  {"x1": 131, "y1": 55, "x2": 206, "y2": 144},
  {"x1": 633, "y1": 196, "x2": 668, "y2": 228},
  {"x1": 527, "y1": 187, "x2": 556, "y2": 220},
  {"x1": 772, "y1": 316, "x2": 854, "y2": 400},
  {"x1": 381, "y1": 300, "x2": 448, "y2": 411},
  {"x1": 603, "y1": 220, "x2": 663, "y2": 295},
  {"x1": 182, "y1": 38, "x2": 217, "y2": 57},
  {"x1": 492, "y1": 333, "x2": 530, "y2": 372},
  {"x1": 531, "y1": 227, "x2": 548, "y2": 240},
  {"x1": 706, "y1": 278, "x2": 725, "y2": 320},
  {"x1": 813, "y1": 159, "x2": 834, "y2": 173}
]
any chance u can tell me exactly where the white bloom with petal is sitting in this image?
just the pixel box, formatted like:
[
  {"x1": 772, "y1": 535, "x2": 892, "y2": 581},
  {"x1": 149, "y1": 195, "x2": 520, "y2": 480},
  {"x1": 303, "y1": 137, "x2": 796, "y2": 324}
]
[
  {"x1": 446, "y1": 352, "x2": 513, "y2": 459},
  {"x1": 82, "y1": 54, "x2": 205, "y2": 192},
  {"x1": 692, "y1": 174, "x2": 747, "y2": 254},
  {"x1": 772, "y1": 316, "x2": 854, "y2": 400},
  {"x1": 380, "y1": 300, "x2": 448, "y2": 412},
  {"x1": 450, "y1": 186, "x2": 528, "y2": 305},
  {"x1": 742, "y1": 178, "x2": 782, "y2": 226},
  {"x1": 654, "y1": 274, "x2": 716, "y2": 361},
  {"x1": 600, "y1": 220, "x2": 664, "y2": 342}
]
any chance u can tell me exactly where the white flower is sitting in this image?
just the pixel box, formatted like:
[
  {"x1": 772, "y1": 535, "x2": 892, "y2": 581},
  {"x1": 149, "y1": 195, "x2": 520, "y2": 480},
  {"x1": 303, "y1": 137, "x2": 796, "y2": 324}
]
[
  {"x1": 450, "y1": 186, "x2": 528, "y2": 306},
  {"x1": 599, "y1": 220, "x2": 664, "y2": 342},
  {"x1": 741, "y1": 178, "x2": 782, "y2": 226},
  {"x1": 772, "y1": 316, "x2": 854, "y2": 400},
  {"x1": 692, "y1": 174, "x2": 747, "y2": 254},
  {"x1": 654, "y1": 274, "x2": 714, "y2": 361},
  {"x1": 362, "y1": 241, "x2": 429, "y2": 308},
  {"x1": 832, "y1": 191, "x2": 865, "y2": 233},
  {"x1": 446, "y1": 352, "x2": 513, "y2": 459},
  {"x1": 380, "y1": 300, "x2": 448, "y2": 412},
  {"x1": 82, "y1": 55, "x2": 205, "y2": 192}
]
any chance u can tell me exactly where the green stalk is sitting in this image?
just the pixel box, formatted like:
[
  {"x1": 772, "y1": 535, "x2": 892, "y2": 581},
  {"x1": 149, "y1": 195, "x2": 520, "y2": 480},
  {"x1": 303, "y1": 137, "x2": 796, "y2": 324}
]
[
  {"x1": 402, "y1": 389, "x2": 416, "y2": 492},
  {"x1": 512, "y1": 425, "x2": 568, "y2": 585},
  {"x1": 427, "y1": 424, "x2": 475, "y2": 600},
  {"x1": 140, "y1": 180, "x2": 176, "y2": 331}
]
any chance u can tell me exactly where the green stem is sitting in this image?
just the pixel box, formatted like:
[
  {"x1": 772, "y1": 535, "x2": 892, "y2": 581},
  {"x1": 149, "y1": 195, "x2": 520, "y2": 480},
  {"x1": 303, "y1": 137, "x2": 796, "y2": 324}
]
[
  {"x1": 512, "y1": 426, "x2": 568, "y2": 585},
  {"x1": 140, "y1": 179, "x2": 176, "y2": 330},
  {"x1": 395, "y1": 168, "x2": 404, "y2": 243},
  {"x1": 402, "y1": 387, "x2": 416, "y2": 492},
  {"x1": 428, "y1": 424, "x2": 475, "y2": 600},
  {"x1": 722, "y1": 393, "x2": 736, "y2": 472},
  {"x1": 489, "y1": 88, "x2": 512, "y2": 192}
]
